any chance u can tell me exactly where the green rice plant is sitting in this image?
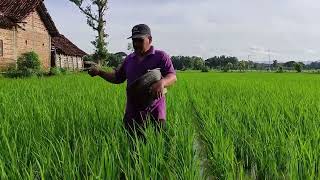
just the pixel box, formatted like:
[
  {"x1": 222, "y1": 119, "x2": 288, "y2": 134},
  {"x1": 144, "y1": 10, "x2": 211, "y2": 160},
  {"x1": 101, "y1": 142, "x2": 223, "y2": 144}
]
[{"x1": 0, "y1": 72, "x2": 319, "y2": 179}]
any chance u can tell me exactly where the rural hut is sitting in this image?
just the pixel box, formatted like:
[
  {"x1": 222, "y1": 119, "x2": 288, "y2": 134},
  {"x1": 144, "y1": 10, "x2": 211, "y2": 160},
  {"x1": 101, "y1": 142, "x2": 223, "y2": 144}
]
[{"x1": 0, "y1": 0, "x2": 86, "y2": 71}]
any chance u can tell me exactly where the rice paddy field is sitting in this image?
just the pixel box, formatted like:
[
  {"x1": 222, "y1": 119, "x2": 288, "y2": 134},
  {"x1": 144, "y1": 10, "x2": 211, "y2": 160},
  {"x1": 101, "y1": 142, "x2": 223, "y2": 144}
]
[{"x1": 0, "y1": 72, "x2": 319, "y2": 179}]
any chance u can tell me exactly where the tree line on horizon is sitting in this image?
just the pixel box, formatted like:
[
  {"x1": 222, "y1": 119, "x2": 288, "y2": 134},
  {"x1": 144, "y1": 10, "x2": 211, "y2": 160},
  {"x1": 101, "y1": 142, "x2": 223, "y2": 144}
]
[{"x1": 84, "y1": 52, "x2": 320, "y2": 72}]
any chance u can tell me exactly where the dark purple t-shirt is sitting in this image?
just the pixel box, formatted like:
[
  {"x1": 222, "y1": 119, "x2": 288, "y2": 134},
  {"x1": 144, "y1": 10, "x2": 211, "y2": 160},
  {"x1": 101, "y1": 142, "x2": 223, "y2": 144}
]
[{"x1": 114, "y1": 46, "x2": 176, "y2": 123}]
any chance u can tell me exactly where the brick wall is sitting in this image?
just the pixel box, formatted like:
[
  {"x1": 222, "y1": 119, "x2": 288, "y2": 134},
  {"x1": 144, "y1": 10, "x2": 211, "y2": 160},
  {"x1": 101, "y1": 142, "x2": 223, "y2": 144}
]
[{"x1": 0, "y1": 10, "x2": 51, "y2": 71}]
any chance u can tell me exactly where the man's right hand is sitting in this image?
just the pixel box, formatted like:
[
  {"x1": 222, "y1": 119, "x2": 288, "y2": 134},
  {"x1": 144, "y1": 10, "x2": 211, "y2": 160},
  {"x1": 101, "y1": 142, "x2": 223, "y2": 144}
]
[
  {"x1": 88, "y1": 67, "x2": 101, "y2": 77},
  {"x1": 88, "y1": 67, "x2": 121, "y2": 84}
]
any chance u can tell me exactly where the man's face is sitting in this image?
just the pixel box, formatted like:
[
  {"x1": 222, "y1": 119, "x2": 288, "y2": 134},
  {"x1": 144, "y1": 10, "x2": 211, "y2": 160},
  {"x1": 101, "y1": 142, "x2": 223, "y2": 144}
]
[{"x1": 132, "y1": 36, "x2": 152, "y2": 55}]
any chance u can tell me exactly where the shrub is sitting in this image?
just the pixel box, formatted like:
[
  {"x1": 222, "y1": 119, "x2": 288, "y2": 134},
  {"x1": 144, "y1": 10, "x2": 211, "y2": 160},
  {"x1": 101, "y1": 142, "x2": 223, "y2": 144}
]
[
  {"x1": 17, "y1": 51, "x2": 41, "y2": 71},
  {"x1": 294, "y1": 63, "x2": 302, "y2": 73},
  {"x1": 276, "y1": 66, "x2": 284, "y2": 73},
  {"x1": 201, "y1": 66, "x2": 209, "y2": 72},
  {"x1": 5, "y1": 51, "x2": 44, "y2": 78},
  {"x1": 181, "y1": 66, "x2": 187, "y2": 71},
  {"x1": 49, "y1": 67, "x2": 61, "y2": 76},
  {"x1": 223, "y1": 63, "x2": 233, "y2": 72},
  {"x1": 60, "y1": 68, "x2": 72, "y2": 75},
  {"x1": 4, "y1": 69, "x2": 36, "y2": 78}
]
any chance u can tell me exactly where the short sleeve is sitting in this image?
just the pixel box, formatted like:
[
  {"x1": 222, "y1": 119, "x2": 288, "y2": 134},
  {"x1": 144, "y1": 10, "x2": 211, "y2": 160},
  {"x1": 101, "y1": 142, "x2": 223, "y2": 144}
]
[
  {"x1": 114, "y1": 57, "x2": 127, "y2": 83},
  {"x1": 160, "y1": 52, "x2": 176, "y2": 76}
]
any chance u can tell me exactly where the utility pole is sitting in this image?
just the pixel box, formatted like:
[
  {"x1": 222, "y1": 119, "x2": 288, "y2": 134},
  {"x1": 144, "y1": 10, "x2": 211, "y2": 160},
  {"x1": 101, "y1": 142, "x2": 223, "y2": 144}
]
[{"x1": 268, "y1": 49, "x2": 271, "y2": 71}]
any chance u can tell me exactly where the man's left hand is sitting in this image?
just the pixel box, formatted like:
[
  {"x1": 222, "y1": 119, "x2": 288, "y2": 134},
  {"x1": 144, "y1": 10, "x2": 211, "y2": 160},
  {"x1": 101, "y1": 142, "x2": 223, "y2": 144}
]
[{"x1": 150, "y1": 80, "x2": 165, "y2": 99}]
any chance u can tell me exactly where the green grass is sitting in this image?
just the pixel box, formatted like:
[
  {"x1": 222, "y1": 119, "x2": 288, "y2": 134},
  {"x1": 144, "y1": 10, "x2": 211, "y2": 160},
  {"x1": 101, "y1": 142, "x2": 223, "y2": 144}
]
[{"x1": 0, "y1": 72, "x2": 319, "y2": 179}]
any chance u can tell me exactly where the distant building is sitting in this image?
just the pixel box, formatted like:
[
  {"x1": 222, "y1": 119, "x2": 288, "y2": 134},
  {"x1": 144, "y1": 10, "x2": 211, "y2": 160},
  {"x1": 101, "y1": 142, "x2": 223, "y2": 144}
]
[{"x1": 0, "y1": 0, "x2": 86, "y2": 71}]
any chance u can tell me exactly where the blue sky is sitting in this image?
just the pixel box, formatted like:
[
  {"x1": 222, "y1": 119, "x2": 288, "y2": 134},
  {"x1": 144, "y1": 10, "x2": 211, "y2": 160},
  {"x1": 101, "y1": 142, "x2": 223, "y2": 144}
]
[{"x1": 45, "y1": 0, "x2": 320, "y2": 62}]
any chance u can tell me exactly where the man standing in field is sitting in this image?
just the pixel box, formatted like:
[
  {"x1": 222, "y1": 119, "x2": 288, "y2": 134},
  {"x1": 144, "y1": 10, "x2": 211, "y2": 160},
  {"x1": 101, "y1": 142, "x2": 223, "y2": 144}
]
[{"x1": 88, "y1": 24, "x2": 177, "y2": 136}]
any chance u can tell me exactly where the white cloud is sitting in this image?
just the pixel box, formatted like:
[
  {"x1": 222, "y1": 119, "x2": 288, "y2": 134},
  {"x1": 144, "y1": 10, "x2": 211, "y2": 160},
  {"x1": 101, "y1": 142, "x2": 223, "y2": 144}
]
[{"x1": 46, "y1": 0, "x2": 320, "y2": 62}]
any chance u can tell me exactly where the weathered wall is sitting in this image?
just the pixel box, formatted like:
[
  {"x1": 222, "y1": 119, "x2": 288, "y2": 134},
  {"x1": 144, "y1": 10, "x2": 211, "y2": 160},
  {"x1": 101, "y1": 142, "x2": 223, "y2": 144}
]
[
  {"x1": 0, "y1": 28, "x2": 16, "y2": 70},
  {"x1": 55, "y1": 54, "x2": 83, "y2": 70},
  {"x1": 0, "y1": 10, "x2": 51, "y2": 71},
  {"x1": 16, "y1": 10, "x2": 51, "y2": 70}
]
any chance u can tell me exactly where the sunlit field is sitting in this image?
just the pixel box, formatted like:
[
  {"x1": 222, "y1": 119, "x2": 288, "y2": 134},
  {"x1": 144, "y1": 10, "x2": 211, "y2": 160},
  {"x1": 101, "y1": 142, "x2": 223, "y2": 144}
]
[{"x1": 0, "y1": 72, "x2": 319, "y2": 179}]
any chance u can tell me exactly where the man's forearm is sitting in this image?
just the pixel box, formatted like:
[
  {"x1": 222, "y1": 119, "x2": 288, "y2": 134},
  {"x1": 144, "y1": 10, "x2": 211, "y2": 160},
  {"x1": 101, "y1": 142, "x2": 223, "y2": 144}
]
[
  {"x1": 161, "y1": 73, "x2": 177, "y2": 88},
  {"x1": 98, "y1": 70, "x2": 118, "y2": 84}
]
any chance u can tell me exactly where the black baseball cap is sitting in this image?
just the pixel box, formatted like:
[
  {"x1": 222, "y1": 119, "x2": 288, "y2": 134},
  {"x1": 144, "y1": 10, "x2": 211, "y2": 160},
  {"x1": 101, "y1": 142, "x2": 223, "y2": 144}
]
[{"x1": 127, "y1": 24, "x2": 151, "y2": 39}]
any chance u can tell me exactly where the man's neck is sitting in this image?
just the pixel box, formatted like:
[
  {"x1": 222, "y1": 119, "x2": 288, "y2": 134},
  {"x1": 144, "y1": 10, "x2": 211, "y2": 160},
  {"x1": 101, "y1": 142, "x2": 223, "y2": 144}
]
[{"x1": 136, "y1": 46, "x2": 152, "y2": 57}]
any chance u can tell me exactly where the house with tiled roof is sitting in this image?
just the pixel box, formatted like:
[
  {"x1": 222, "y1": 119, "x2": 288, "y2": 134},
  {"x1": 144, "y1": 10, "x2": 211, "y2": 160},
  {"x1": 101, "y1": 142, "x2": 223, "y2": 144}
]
[{"x1": 0, "y1": 0, "x2": 87, "y2": 71}]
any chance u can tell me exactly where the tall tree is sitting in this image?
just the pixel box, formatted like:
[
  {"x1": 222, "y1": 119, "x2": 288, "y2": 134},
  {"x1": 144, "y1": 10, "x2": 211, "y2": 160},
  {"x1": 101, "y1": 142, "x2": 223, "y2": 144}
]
[
  {"x1": 127, "y1": 42, "x2": 133, "y2": 52},
  {"x1": 272, "y1": 60, "x2": 278, "y2": 70},
  {"x1": 294, "y1": 62, "x2": 303, "y2": 72},
  {"x1": 238, "y1": 60, "x2": 247, "y2": 72},
  {"x1": 69, "y1": 0, "x2": 108, "y2": 65}
]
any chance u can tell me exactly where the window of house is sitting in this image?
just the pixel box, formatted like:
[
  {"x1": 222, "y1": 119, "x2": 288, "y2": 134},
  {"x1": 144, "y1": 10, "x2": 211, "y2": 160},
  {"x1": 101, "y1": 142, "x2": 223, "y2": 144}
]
[{"x1": 0, "y1": 40, "x2": 3, "y2": 57}]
